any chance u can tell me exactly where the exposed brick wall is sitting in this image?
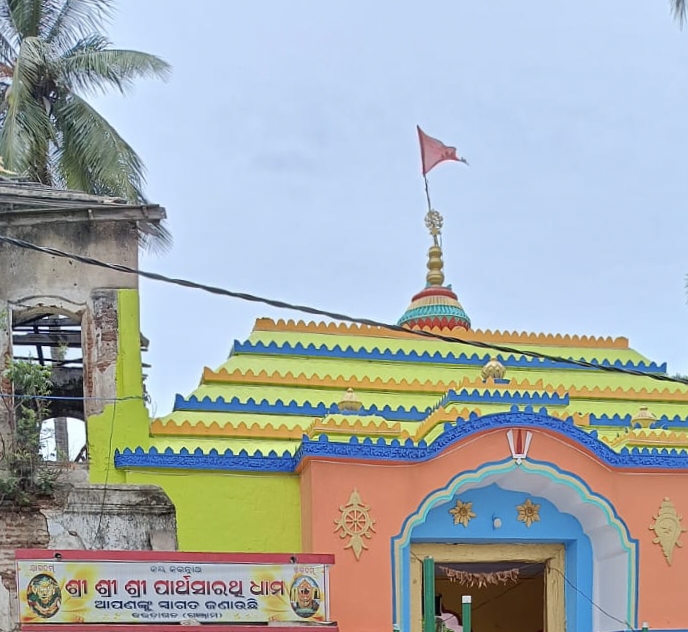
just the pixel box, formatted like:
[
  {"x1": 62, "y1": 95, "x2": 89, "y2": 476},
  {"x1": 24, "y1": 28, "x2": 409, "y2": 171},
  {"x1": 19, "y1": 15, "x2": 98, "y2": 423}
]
[
  {"x1": 0, "y1": 507, "x2": 50, "y2": 632},
  {"x1": 0, "y1": 506, "x2": 49, "y2": 567}
]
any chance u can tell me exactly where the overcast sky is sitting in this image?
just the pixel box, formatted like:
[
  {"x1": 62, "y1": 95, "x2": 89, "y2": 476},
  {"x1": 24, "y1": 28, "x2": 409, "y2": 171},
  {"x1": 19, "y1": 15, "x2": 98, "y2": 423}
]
[{"x1": 90, "y1": 0, "x2": 688, "y2": 415}]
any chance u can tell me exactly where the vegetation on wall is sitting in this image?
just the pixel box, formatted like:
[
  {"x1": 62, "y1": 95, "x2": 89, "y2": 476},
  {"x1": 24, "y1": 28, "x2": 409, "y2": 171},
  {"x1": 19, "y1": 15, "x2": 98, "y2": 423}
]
[{"x1": 0, "y1": 357, "x2": 59, "y2": 505}]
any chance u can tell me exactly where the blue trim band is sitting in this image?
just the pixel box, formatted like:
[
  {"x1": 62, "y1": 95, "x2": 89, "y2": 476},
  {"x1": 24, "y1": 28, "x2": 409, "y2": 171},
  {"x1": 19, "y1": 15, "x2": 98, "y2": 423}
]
[
  {"x1": 228, "y1": 340, "x2": 667, "y2": 373},
  {"x1": 172, "y1": 389, "x2": 568, "y2": 418},
  {"x1": 590, "y1": 413, "x2": 688, "y2": 428},
  {"x1": 116, "y1": 408, "x2": 688, "y2": 472}
]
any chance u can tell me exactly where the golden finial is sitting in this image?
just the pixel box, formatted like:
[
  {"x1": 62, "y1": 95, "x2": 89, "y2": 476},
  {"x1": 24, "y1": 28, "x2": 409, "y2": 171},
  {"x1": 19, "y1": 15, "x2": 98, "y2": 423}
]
[
  {"x1": 338, "y1": 387, "x2": 362, "y2": 413},
  {"x1": 424, "y1": 210, "x2": 445, "y2": 286}
]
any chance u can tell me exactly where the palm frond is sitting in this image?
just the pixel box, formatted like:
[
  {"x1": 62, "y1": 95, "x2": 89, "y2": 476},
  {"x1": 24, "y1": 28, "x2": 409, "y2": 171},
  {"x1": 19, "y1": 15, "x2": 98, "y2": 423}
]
[
  {"x1": 53, "y1": 93, "x2": 171, "y2": 250},
  {"x1": 6, "y1": 0, "x2": 44, "y2": 37},
  {"x1": 671, "y1": 0, "x2": 687, "y2": 27},
  {"x1": 59, "y1": 36, "x2": 171, "y2": 95},
  {"x1": 0, "y1": 0, "x2": 173, "y2": 251},
  {"x1": 0, "y1": 32, "x2": 17, "y2": 66},
  {"x1": 45, "y1": 0, "x2": 112, "y2": 52},
  {"x1": 0, "y1": 2, "x2": 19, "y2": 48},
  {"x1": 0, "y1": 36, "x2": 53, "y2": 175}
]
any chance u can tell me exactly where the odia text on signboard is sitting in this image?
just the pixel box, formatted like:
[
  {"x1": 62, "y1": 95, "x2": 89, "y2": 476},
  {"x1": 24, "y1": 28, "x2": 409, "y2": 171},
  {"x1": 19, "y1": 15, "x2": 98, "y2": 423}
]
[{"x1": 17, "y1": 559, "x2": 330, "y2": 624}]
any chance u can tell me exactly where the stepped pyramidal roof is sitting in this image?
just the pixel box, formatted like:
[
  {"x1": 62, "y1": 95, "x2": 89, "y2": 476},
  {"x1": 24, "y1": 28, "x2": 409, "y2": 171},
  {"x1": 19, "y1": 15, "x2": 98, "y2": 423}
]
[{"x1": 117, "y1": 208, "x2": 688, "y2": 470}]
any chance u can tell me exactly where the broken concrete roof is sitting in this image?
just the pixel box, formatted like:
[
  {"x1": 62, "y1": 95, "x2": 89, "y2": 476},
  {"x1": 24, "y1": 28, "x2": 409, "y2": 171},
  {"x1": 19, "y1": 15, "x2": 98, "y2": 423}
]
[{"x1": 0, "y1": 177, "x2": 166, "y2": 226}]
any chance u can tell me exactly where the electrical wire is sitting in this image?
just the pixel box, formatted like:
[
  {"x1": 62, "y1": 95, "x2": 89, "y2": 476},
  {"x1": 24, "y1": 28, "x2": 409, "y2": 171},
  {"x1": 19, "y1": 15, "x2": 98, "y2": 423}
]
[
  {"x1": 0, "y1": 392, "x2": 144, "y2": 402},
  {"x1": 548, "y1": 566, "x2": 633, "y2": 630},
  {"x1": 89, "y1": 395, "x2": 117, "y2": 548},
  {"x1": 1, "y1": 233, "x2": 687, "y2": 387}
]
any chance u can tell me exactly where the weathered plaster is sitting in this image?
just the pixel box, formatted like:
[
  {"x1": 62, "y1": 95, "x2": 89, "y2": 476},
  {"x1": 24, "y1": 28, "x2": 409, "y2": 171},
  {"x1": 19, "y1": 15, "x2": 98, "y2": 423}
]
[{"x1": 0, "y1": 473, "x2": 177, "y2": 632}]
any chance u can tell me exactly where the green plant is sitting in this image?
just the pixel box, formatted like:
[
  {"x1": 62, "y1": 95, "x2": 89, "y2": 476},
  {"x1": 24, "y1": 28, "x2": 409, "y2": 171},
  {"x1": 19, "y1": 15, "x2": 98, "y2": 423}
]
[{"x1": 0, "y1": 357, "x2": 59, "y2": 504}]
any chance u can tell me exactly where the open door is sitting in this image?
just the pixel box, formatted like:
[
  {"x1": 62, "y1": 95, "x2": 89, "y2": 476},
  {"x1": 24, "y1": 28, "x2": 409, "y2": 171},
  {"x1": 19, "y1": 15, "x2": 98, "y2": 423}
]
[{"x1": 411, "y1": 544, "x2": 565, "y2": 632}]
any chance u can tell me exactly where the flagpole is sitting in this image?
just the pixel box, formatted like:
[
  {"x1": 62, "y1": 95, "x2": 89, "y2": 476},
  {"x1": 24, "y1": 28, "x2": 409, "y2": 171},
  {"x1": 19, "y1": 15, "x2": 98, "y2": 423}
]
[{"x1": 423, "y1": 174, "x2": 433, "y2": 212}]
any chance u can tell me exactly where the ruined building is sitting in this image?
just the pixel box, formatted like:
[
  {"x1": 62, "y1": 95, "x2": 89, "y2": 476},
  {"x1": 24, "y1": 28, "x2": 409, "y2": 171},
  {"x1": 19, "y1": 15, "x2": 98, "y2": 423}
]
[{"x1": 0, "y1": 182, "x2": 176, "y2": 631}]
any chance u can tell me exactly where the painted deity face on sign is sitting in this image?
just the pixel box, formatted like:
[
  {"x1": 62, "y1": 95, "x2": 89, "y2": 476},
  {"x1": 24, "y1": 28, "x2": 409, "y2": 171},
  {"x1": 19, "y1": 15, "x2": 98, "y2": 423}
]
[
  {"x1": 290, "y1": 575, "x2": 321, "y2": 618},
  {"x1": 297, "y1": 579, "x2": 314, "y2": 609},
  {"x1": 27, "y1": 574, "x2": 62, "y2": 618}
]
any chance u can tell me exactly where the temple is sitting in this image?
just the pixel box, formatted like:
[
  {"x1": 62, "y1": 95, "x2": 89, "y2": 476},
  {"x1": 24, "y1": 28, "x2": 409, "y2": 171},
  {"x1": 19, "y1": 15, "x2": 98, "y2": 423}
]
[
  {"x1": 8, "y1": 190, "x2": 688, "y2": 631},
  {"x1": 88, "y1": 205, "x2": 688, "y2": 632}
]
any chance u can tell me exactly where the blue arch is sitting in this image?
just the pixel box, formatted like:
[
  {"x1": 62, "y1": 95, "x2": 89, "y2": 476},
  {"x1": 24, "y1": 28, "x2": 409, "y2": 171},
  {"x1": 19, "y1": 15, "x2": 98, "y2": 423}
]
[
  {"x1": 412, "y1": 484, "x2": 592, "y2": 630},
  {"x1": 390, "y1": 459, "x2": 637, "y2": 632}
]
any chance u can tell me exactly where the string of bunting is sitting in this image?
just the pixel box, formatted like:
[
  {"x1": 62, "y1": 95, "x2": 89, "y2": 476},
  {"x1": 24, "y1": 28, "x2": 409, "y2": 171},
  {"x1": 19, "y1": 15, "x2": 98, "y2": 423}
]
[{"x1": 437, "y1": 565, "x2": 520, "y2": 588}]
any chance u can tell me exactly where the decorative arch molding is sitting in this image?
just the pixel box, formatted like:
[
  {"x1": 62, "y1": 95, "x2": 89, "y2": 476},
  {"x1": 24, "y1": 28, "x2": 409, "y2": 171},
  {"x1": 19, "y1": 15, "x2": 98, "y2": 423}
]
[{"x1": 391, "y1": 459, "x2": 637, "y2": 632}]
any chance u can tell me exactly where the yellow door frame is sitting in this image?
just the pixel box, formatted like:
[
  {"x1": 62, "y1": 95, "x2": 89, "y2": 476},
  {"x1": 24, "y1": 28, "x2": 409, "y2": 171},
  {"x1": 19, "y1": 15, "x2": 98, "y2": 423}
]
[{"x1": 410, "y1": 543, "x2": 566, "y2": 632}]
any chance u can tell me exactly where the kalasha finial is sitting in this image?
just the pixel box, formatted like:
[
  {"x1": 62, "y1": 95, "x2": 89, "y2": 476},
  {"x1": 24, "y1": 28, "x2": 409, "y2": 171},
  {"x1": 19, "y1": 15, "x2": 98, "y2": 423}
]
[
  {"x1": 338, "y1": 387, "x2": 362, "y2": 413},
  {"x1": 424, "y1": 210, "x2": 445, "y2": 286},
  {"x1": 424, "y1": 209, "x2": 443, "y2": 247}
]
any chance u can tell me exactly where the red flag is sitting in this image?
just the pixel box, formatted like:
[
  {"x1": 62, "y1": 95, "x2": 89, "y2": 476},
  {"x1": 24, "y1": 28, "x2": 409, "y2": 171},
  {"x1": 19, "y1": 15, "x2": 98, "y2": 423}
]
[{"x1": 417, "y1": 126, "x2": 467, "y2": 175}]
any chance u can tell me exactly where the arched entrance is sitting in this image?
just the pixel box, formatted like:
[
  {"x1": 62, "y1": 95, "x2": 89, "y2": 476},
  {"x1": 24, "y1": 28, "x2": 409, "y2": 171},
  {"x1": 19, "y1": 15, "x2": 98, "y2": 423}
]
[{"x1": 391, "y1": 459, "x2": 637, "y2": 632}]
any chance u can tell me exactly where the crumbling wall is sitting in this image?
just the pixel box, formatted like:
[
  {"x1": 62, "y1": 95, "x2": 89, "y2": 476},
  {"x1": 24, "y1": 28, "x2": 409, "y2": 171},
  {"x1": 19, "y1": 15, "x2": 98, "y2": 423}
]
[
  {"x1": 0, "y1": 469, "x2": 177, "y2": 632},
  {"x1": 0, "y1": 219, "x2": 139, "y2": 444}
]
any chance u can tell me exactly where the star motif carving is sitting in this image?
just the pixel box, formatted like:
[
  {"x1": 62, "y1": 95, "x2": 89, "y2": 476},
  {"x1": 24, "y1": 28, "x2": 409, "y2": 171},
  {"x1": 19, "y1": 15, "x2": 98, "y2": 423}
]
[
  {"x1": 449, "y1": 500, "x2": 476, "y2": 528},
  {"x1": 516, "y1": 498, "x2": 541, "y2": 528}
]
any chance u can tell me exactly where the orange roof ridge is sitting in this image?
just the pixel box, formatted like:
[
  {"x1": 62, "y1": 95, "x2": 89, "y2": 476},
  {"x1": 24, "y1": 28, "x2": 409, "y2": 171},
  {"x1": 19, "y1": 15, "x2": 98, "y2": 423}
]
[
  {"x1": 455, "y1": 376, "x2": 564, "y2": 395},
  {"x1": 308, "y1": 417, "x2": 403, "y2": 438},
  {"x1": 150, "y1": 418, "x2": 303, "y2": 439},
  {"x1": 567, "y1": 385, "x2": 688, "y2": 402},
  {"x1": 202, "y1": 367, "x2": 456, "y2": 394},
  {"x1": 601, "y1": 429, "x2": 688, "y2": 450},
  {"x1": 253, "y1": 318, "x2": 629, "y2": 349}
]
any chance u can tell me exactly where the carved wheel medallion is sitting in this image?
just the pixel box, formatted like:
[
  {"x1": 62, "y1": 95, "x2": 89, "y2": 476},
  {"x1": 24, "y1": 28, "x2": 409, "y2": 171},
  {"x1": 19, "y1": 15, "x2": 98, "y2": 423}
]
[{"x1": 334, "y1": 489, "x2": 376, "y2": 560}]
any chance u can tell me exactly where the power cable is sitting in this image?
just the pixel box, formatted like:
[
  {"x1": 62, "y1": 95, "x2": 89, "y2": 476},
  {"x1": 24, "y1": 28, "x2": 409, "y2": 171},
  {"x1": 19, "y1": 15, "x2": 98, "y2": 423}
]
[
  {"x1": 549, "y1": 566, "x2": 634, "y2": 630},
  {"x1": 1, "y1": 233, "x2": 687, "y2": 386},
  {"x1": 1, "y1": 393, "x2": 144, "y2": 402}
]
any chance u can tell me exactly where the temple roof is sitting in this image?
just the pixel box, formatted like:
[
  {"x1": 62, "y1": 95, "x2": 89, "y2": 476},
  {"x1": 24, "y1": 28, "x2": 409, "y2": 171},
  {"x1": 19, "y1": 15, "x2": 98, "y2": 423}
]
[
  {"x1": 120, "y1": 317, "x2": 688, "y2": 466},
  {"x1": 116, "y1": 210, "x2": 688, "y2": 470}
]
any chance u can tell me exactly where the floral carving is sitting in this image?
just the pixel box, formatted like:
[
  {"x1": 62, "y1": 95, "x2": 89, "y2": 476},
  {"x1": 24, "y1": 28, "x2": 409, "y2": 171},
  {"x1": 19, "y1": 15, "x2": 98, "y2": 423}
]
[
  {"x1": 516, "y1": 498, "x2": 541, "y2": 528},
  {"x1": 334, "y1": 489, "x2": 376, "y2": 560},
  {"x1": 449, "y1": 500, "x2": 476, "y2": 528}
]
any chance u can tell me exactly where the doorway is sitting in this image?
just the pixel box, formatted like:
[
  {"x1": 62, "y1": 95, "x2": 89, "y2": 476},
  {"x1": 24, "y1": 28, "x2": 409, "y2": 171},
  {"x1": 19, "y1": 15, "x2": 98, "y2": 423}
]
[{"x1": 411, "y1": 543, "x2": 565, "y2": 632}]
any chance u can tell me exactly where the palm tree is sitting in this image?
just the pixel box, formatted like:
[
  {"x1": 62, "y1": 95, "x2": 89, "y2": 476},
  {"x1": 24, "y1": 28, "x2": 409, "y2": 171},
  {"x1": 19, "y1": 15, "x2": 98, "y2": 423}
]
[
  {"x1": 0, "y1": 0, "x2": 172, "y2": 249},
  {"x1": 671, "y1": 0, "x2": 687, "y2": 26}
]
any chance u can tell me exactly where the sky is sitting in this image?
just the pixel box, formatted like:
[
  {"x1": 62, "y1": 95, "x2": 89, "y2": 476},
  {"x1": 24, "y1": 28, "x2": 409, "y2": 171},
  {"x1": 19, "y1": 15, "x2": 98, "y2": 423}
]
[{"x1": 89, "y1": 0, "x2": 688, "y2": 416}]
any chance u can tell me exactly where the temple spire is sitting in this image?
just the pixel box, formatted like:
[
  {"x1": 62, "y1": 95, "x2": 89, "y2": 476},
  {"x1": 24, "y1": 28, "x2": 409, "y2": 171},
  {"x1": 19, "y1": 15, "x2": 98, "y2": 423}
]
[{"x1": 397, "y1": 208, "x2": 471, "y2": 332}]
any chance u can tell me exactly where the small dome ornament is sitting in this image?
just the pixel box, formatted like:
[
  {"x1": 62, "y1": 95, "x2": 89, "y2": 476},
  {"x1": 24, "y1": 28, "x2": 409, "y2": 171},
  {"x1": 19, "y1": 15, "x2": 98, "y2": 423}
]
[
  {"x1": 338, "y1": 387, "x2": 362, "y2": 413},
  {"x1": 481, "y1": 357, "x2": 506, "y2": 381},
  {"x1": 631, "y1": 406, "x2": 657, "y2": 428}
]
